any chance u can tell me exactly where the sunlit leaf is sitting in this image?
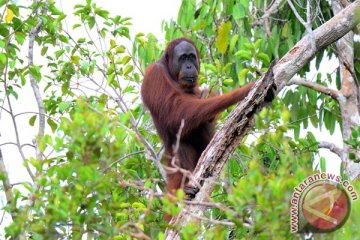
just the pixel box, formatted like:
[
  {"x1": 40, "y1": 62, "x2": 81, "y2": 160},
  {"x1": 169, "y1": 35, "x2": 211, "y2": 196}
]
[
  {"x1": 71, "y1": 55, "x2": 80, "y2": 65},
  {"x1": 238, "y1": 68, "x2": 249, "y2": 85},
  {"x1": 0, "y1": 53, "x2": 6, "y2": 65},
  {"x1": 216, "y1": 21, "x2": 232, "y2": 54},
  {"x1": 123, "y1": 65, "x2": 133, "y2": 75},
  {"x1": 5, "y1": 8, "x2": 14, "y2": 23},
  {"x1": 257, "y1": 53, "x2": 270, "y2": 64}
]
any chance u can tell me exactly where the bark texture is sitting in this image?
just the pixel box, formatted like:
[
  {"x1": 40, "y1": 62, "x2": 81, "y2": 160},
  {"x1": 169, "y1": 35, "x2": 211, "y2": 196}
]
[{"x1": 332, "y1": 0, "x2": 360, "y2": 181}]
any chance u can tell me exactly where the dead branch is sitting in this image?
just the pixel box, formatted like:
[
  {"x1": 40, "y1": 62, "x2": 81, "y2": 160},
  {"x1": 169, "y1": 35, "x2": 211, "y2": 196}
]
[
  {"x1": 318, "y1": 141, "x2": 343, "y2": 157},
  {"x1": 253, "y1": 0, "x2": 284, "y2": 27},
  {"x1": 288, "y1": 77, "x2": 340, "y2": 99}
]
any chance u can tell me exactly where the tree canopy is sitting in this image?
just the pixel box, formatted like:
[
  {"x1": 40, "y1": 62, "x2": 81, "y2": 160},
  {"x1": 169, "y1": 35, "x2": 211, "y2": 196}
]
[{"x1": 0, "y1": 0, "x2": 359, "y2": 239}]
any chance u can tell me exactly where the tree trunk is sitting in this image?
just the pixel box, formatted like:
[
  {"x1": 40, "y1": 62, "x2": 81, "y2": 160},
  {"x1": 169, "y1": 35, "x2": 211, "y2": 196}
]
[{"x1": 332, "y1": 0, "x2": 360, "y2": 181}]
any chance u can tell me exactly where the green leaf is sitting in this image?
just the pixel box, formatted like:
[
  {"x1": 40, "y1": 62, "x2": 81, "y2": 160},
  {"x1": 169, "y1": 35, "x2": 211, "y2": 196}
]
[
  {"x1": 73, "y1": 23, "x2": 81, "y2": 29},
  {"x1": 310, "y1": 114, "x2": 318, "y2": 128},
  {"x1": 15, "y1": 32, "x2": 26, "y2": 44},
  {"x1": 233, "y1": 3, "x2": 245, "y2": 20},
  {"x1": 223, "y1": 79, "x2": 234, "y2": 85},
  {"x1": 351, "y1": 128, "x2": 358, "y2": 138},
  {"x1": 229, "y1": 35, "x2": 239, "y2": 53},
  {"x1": 216, "y1": 21, "x2": 232, "y2": 54},
  {"x1": 320, "y1": 157, "x2": 326, "y2": 172},
  {"x1": 49, "y1": 4, "x2": 63, "y2": 15},
  {"x1": 116, "y1": 46, "x2": 126, "y2": 54},
  {"x1": 29, "y1": 65, "x2": 41, "y2": 82},
  {"x1": 308, "y1": 89, "x2": 317, "y2": 106},
  {"x1": 57, "y1": 13, "x2": 67, "y2": 22},
  {"x1": 107, "y1": 73, "x2": 115, "y2": 84},
  {"x1": 254, "y1": 39, "x2": 263, "y2": 49},
  {"x1": 41, "y1": 46, "x2": 48, "y2": 56},
  {"x1": 123, "y1": 65, "x2": 133, "y2": 75},
  {"x1": 336, "y1": 68, "x2": 341, "y2": 90},
  {"x1": 77, "y1": 38, "x2": 86, "y2": 43},
  {"x1": 5, "y1": 8, "x2": 14, "y2": 23},
  {"x1": 71, "y1": 55, "x2": 80, "y2": 65},
  {"x1": 324, "y1": 110, "x2": 336, "y2": 135},
  {"x1": 95, "y1": 9, "x2": 109, "y2": 19},
  {"x1": 132, "y1": 202, "x2": 146, "y2": 209},
  {"x1": 59, "y1": 102, "x2": 71, "y2": 113},
  {"x1": 47, "y1": 118, "x2": 57, "y2": 133},
  {"x1": 238, "y1": 68, "x2": 249, "y2": 85},
  {"x1": 244, "y1": 43, "x2": 255, "y2": 52},
  {"x1": 107, "y1": 65, "x2": 114, "y2": 75},
  {"x1": 58, "y1": 34, "x2": 69, "y2": 43},
  {"x1": 281, "y1": 22, "x2": 289, "y2": 39},
  {"x1": 355, "y1": 61, "x2": 360, "y2": 74},
  {"x1": 204, "y1": 64, "x2": 217, "y2": 73},
  {"x1": 110, "y1": 39, "x2": 116, "y2": 49},
  {"x1": 29, "y1": 115, "x2": 37, "y2": 126},
  {"x1": 281, "y1": 109, "x2": 291, "y2": 123},
  {"x1": 315, "y1": 50, "x2": 324, "y2": 70},
  {"x1": 293, "y1": 124, "x2": 300, "y2": 140},
  {"x1": 55, "y1": 49, "x2": 65, "y2": 59},
  {"x1": 257, "y1": 53, "x2": 270, "y2": 64},
  {"x1": 20, "y1": 74, "x2": 26, "y2": 86},
  {"x1": 29, "y1": 157, "x2": 42, "y2": 171},
  {"x1": 0, "y1": 39, "x2": 5, "y2": 48},
  {"x1": 0, "y1": 53, "x2": 6, "y2": 65},
  {"x1": 235, "y1": 50, "x2": 252, "y2": 61},
  {"x1": 123, "y1": 86, "x2": 134, "y2": 93},
  {"x1": 121, "y1": 56, "x2": 131, "y2": 65}
]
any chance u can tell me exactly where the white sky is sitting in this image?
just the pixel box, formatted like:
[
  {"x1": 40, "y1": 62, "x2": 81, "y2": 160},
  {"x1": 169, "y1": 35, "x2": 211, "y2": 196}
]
[{"x1": 0, "y1": 0, "x2": 344, "y2": 235}]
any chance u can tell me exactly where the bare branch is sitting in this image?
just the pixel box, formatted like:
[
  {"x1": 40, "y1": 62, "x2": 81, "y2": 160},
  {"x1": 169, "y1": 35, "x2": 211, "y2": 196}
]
[
  {"x1": 5, "y1": 94, "x2": 35, "y2": 181},
  {"x1": 287, "y1": 77, "x2": 340, "y2": 99},
  {"x1": 103, "y1": 150, "x2": 145, "y2": 172},
  {"x1": 182, "y1": 209, "x2": 235, "y2": 226},
  {"x1": 13, "y1": 111, "x2": 60, "y2": 123},
  {"x1": 274, "y1": 0, "x2": 360, "y2": 89},
  {"x1": 287, "y1": 0, "x2": 307, "y2": 27},
  {"x1": 287, "y1": 0, "x2": 316, "y2": 51},
  {"x1": 28, "y1": 0, "x2": 49, "y2": 161},
  {"x1": 0, "y1": 148, "x2": 16, "y2": 221},
  {"x1": 253, "y1": 0, "x2": 284, "y2": 27},
  {"x1": 318, "y1": 141, "x2": 343, "y2": 157}
]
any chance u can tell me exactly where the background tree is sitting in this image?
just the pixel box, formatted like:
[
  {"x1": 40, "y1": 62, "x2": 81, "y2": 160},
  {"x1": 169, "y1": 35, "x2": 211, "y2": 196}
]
[{"x1": 0, "y1": 0, "x2": 359, "y2": 239}]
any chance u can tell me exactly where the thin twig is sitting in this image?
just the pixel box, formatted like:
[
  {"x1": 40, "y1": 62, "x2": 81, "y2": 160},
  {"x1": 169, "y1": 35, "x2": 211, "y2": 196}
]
[
  {"x1": 103, "y1": 150, "x2": 145, "y2": 172},
  {"x1": 252, "y1": 0, "x2": 284, "y2": 27},
  {"x1": 287, "y1": 77, "x2": 340, "y2": 99},
  {"x1": 5, "y1": 91, "x2": 35, "y2": 181},
  {"x1": 287, "y1": 0, "x2": 316, "y2": 51}
]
